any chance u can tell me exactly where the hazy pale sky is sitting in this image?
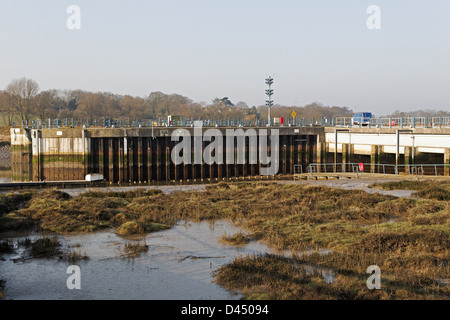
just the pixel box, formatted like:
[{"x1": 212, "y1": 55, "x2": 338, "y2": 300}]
[{"x1": 1, "y1": 0, "x2": 449, "y2": 115}]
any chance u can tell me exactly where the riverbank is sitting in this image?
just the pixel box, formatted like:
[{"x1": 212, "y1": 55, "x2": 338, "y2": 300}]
[{"x1": 0, "y1": 178, "x2": 449, "y2": 300}]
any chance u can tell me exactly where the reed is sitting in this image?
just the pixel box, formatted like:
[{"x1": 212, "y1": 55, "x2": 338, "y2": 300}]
[{"x1": 0, "y1": 181, "x2": 448, "y2": 299}]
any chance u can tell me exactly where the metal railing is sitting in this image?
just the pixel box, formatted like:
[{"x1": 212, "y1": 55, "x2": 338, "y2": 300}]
[
  {"x1": 334, "y1": 116, "x2": 450, "y2": 129},
  {"x1": 11, "y1": 115, "x2": 450, "y2": 129},
  {"x1": 294, "y1": 165, "x2": 303, "y2": 174},
  {"x1": 305, "y1": 163, "x2": 450, "y2": 177}
]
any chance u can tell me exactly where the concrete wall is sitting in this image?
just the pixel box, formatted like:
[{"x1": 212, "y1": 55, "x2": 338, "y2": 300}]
[
  {"x1": 324, "y1": 127, "x2": 450, "y2": 175},
  {"x1": 10, "y1": 128, "x2": 32, "y2": 181},
  {"x1": 11, "y1": 127, "x2": 323, "y2": 183}
]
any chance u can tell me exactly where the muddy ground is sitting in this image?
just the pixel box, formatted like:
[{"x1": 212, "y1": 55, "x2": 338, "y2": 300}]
[{"x1": 61, "y1": 176, "x2": 418, "y2": 198}]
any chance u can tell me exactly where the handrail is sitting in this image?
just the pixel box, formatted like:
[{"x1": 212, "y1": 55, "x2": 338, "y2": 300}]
[
  {"x1": 11, "y1": 115, "x2": 450, "y2": 129},
  {"x1": 306, "y1": 163, "x2": 450, "y2": 177}
]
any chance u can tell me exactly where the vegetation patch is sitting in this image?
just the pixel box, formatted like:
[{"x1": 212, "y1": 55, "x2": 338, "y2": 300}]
[
  {"x1": 0, "y1": 240, "x2": 14, "y2": 254},
  {"x1": 414, "y1": 187, "x2": 450, "y2": 201},
  {"x1": 123, "y1": 241, "x2": 149, "y2": 259},
  {"x1": 370, "y1": 179, "x2": 449, "y2": 192},
  {"x1": 219, "y1": 232, "x2": 252, "y2": 246},
  {"x1": 0, "y1": 181, "x2": 448, "y2": 299},
  {"x1": 16, "y1": 237, "x2": 64, "y2": 259}
]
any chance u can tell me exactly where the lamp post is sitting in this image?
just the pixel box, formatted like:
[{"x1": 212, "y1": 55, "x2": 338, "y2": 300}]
[{"x1": 265, "y1": 76, "x2": 274, "y2": 127}]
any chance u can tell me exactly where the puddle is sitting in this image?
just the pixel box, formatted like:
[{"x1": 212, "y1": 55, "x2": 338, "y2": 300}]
[
  {"x1": 0, "y1": 220, "x2": 336, "y2": 300},
  {"x1": 0, "y1": 220, "x2": 334, "y2": 300}
]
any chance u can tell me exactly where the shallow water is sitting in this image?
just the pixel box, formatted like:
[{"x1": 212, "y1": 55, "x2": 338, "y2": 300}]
[{"x1": 1, "y1": 220, "x2": 325, "y2": 300}]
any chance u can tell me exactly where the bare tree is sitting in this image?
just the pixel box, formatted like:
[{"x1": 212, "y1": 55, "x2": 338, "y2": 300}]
[
  {"x1": 35, "y1": 89, "x2": 63, "y2": 120},
  {"x1": 74, "y1": 93, "x2": 105, "y2": 120},
  {"x1": 120, "y1": 95, "x2": 146, "y2": 121},
  {"x1": 5, "y1": 77, "x2": 40, "y2": 123},
  {"x1": 235, "y1": 101, "x2": 248, "y2": 109},
  {"x1": 0, "y1": 91, "x2": 15, "y2": 125}
]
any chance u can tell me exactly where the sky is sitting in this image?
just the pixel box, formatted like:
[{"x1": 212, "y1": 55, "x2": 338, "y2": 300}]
[{"x1": 0, "y1": 0, "x2": 449, "y2": 116}]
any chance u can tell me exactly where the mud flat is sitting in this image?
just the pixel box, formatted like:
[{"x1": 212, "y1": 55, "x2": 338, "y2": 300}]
[
  {"x1": 0, "y1": 220, "x2": 320, "y2": 300},
  {"x1": 62, "y1": 176, "x2": 417, "y2": 198},
  {"x1": 1, "y1": 179, "x2": 448, "y2": 300}
]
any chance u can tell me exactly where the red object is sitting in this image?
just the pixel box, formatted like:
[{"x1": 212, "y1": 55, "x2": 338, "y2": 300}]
[
  {"x1": 280, "y1": 117, "x2": 284, "y2": 124},
  {"x1": 359, "y1": 163, "x2": 364, "y2": 172}
]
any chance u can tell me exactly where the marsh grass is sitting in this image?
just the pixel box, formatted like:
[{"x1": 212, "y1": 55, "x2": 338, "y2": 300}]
[
  {"x1": 1, "y1": 181, "x2": 448, "y2": 299},
  {"x1": 0, "y1": 192, "x2": 34, "y2": 232},
  {"x1": 17, "y1": 237, "x2": 64, "y2": 259},
  {"x1": 370, "y1": 179, "x2": 450, "y2": 201},
  {"x1": 414, "y1": 187, "x2": 450, "y2": 201},
  {"x1": 370, "y1": 179, "x2": 450, "y2": 193},
  {"x1": 0, "y1": 240, "x2": 14, "y2": 253},
  {"x1": 67, "y1": 250, "x2": 89, "y2": 262},
  {"x1": 219, "y1": 232, "x2": 252, "y2": 246},
  {"x1": 80, "y1": 189, "x2": 162, "y2": 199},
  {"x1": 123, "y1": 241, "x2": 149, "y2": 259}
]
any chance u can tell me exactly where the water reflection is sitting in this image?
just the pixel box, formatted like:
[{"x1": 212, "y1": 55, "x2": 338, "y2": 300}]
[
  {"x1": 0, "y1": 220, "x2": 336, "y2": 300},
  {"x1": 0, "y1": 220, "x2": 272, "y2": 300},
  {"x1": 0, "y1": 169, "x2": 12, "y2": 183}
]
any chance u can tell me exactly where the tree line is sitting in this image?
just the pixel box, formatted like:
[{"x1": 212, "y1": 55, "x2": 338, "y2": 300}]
[{"x1": 1, "y1": 77, "x2": 445, "y2": 125}]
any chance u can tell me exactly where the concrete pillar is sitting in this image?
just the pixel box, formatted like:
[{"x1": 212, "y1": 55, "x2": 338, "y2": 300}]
[
  {"x1": 138, "y1": 137, "x2": 144, "y2": 183},
  {"x1": 313, "y1": 135, "x2": 321, "y2": 172},
  {"x1": 147, "y1": 138, "x2": 152, "y2": 184},
  {"x1": 183, "y1": 153, "x2": 188, "y2": 182},
  {"x1": 130, "y1": 138, "x2": 136, "y2": 182},
  {"x1": 235, "y1": 146, "x2": 238, "y2": 178},
  {"x1": 156, "y1": 138, "x2": 161, "y2": 182},
  {"x1": 282, "y1": 135, "x2": 287, "y2": 175},
  {"x1": 82, "y1": 130, "x2": 86, "y2": 179},
  {"x1": 342, "y1": 143, "x2": 350, "y2": 173},
  {"x1": 108, "y1": 138, "x2": 114, "y2": 183},
  {"x1": 218, "y1": 153, "x2": 223, "y2": 180},
  {"x1": 258, "y1": 137, "x2": 262, "y2": 177},
  {"x1": 191, "y1": 137, "x2": 196, "y2": 181},
  {"x1": 305, "y1": 135, "x2": 312, "y2": 168},
  {"x1": 298, "y1": 135, "x2": 304, "y2": 173},
  {"x1": 209, "y1": 148, "x2": 213, "y2": 182},
  {"x1": 165, "y1": 138, "x2": 170, "y2": 183},
  {"x1": 173, "y1": 139, "x2": 179, "y2": 182},
  {"x1": 123, "y1": 137, "x2": 129, "y2": 182},
  {"x1": 98, "y1": 138, "x2": 104, "y2": 177},
  {"x1": 404, "y1": 146, "x2": 412, "y2": 174},
  {"x1": 370, "y1": 145, "x2": 379, "y2": 174},
  {"x1": 119, "y1": 138, "x2": 124, "y2": 183},
  {"x1": 445, "y1": 148, "x2": 450, "y2": 176},
  {"x1": 200, "y1": 140, "x2": 205, "y2": 182},
  {"x1": 243, "y1": 142, "x2": 248, "y2": 178},
  {"x1": 56, "y1": 138, "x2": 62, "y2": 181},
  {"x1": 250, "y1": 137, "x2": 256, "y2": 177},
  {"x1": 28, "y1": 129, "x2": 40, "y2": 182},
  {"x1": 289, "y1": 135, "x2": 294, "y2": 175}
]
